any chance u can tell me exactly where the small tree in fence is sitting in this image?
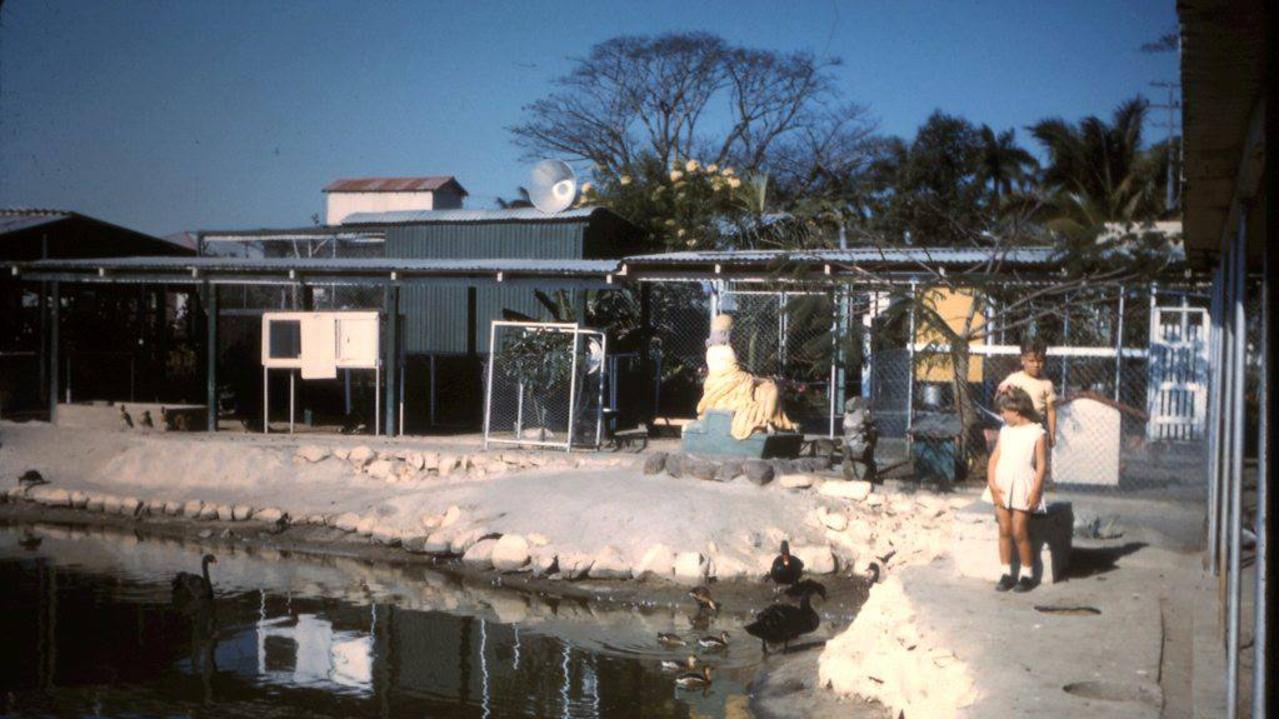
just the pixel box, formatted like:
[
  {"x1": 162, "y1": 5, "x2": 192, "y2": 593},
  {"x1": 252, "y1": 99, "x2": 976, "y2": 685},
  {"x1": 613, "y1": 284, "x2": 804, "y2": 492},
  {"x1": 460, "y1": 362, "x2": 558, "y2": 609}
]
[{"x1": 497, "y1": 327, "x2": 575, "y2": 442}]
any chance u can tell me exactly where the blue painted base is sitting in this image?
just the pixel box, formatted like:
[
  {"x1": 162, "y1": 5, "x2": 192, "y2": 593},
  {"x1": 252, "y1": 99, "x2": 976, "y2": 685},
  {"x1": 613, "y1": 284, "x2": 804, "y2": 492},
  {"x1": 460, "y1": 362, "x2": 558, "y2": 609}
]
[{"x1": 681, "y1": 410, "x2": 802, "y2": 458}]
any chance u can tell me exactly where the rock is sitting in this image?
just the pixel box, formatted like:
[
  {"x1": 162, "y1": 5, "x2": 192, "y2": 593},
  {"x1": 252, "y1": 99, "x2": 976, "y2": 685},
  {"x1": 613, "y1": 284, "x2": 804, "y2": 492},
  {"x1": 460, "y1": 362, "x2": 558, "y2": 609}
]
[
  {"x1": 818, "y1": 506, "x2": 849, "y2": 531},
  {"x1": 779, "y1": 473, "x2": 814, "y2": 489},
  {"x1": 197, "y1": 529, "x2": 213, "y2": 539},
  {"x1": 664, "y1": 453, "x2": 684, "y2": 478},
  {"x1": 527, "y1": 532, "x2": 550, "y2": 546},
  {"x1": 449, "y1": 528, "x2": 488, "y2": 555},
  {"x1": 420, "y1": 513, "x2": 442, "y2": 530},
  {"x1": 422, "y1": 530, "x2": 453, "y2": 554},
  {"x1": 709, "y1": 553, "x2": 752, "y2": 581},
  {"x1": 421, "y1": 452, "x2": 440, "y2": 471},
  {"x1": 688, "y1": 459, "x2": 718, "y2": 481},
  {"x1": 642, "y1": 452, "x2": 667, "y2": 475},
  {"x1": 557, "y1": 551, "x2": 594, "y2": 579},
  {"x1": 440, "y1": 505, "x2": 462, "y2": 527},
  {"x1": 802, "y1": 455, "x2": 833, "y2": 471},
  {"x1": 197, "y1": 504, "x2": 220, "y2": 521},
  {"x1": 182, "y1": 499, "x2": 203, "y2": 517},
  {"x1": 347, "y1": 446, "x2": 375, "y2": 466},
  {"x1": 294, "y1": 445, "x2": 330, "y2": 463},
  {"x1": 146, "y1": 499, "x2": 166, "y2": 515},
  {"x1": 770, "y1": 459, "x2": 797, "y2": 476},
  {"x1": 438, "y1": 454, "x2": 459, "y2": 477},
  {"x1": 355, "y1": 516, "x2": 377, "y2": 536},
  {"x1": 491, "y1": 534, "x2": 531, "y2": 572},
  {"x1": 530, "y1": 546, "x2": 559, "y2": 576},
  {"x1": 87, "y1": 495, "x2": 106, "y2": 513},
  {"x1": 673, "y1": 551, "x2": 708, "y2": 583},
  {"x1": 890, "y1": 498, "x2": 915, "y2": 515},
  {"x1": 587, "y1": 546, "x2": 631, "y2": 579},
  {"x1": 864, "y1": 493, "x2": 884, "y2": 508},
  {"x1": 634, "y1": 544, "x2": 676, "y2": 579},
  {"x1": 819, "y1": 480, "x2": 873, "y2": 501},
  {"x1": 365, "y1": 459, "x2": 397, "y2": 480},
  {"x1": 743, "y1": 460, "x2": 774, "y2": 486},
  {"x1": 792, "y1": 544, "x2": 837, "y2": 574},
  {"x1": 100, "y1": 495, "x2": 121, "y2": 514},
  {"x1": 332, "y1": 446, "x2": 351, "y2": 460},
  {"x1": 404, "y1": 452, "x2": 424, "y2": 470},
  {"x1": 333, "y1": 512, "x2": 361, "y2": 532},
  {"x1": 71, "y1": 491, "x2": 90, "y2": 509},
  {"x1": 371, "y1": 525, "x2": 400, "y2": 546},
  {"x1": 255, "y1": 507, "x2": 284, "y2": 523},
  {"x1": 232, "y1": 505, "x2": 254, "y2": 521},
  {"x1": 462, "y1": 538, "x2": 498, "y2": 569},
  {"x1": 401, "y1": 536, "x2": 432, "y2": 553},
  {"x1": 32, "y1": 487, "x2": 71, "y2": 507},
  {"x1": 714, "y1": 461, "x2": 743, "y2": 482},
  {"x1": 215, "y1": 504, "x2": 235, "y2": 521}
]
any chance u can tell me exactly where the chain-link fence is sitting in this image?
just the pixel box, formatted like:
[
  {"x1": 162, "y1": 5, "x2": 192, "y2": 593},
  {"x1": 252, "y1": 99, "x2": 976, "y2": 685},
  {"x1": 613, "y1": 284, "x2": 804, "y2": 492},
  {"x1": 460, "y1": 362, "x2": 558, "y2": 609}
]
[{"x1": 484, "y1": 321, "x2": 605, "y2": 450}]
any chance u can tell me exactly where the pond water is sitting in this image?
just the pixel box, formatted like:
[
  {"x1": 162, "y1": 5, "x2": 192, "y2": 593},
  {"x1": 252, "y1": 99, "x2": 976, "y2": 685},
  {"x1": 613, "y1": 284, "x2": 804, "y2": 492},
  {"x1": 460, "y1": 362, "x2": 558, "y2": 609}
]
[{"x1": 0, "y1": 522, "x2": 787, "y2": 718}]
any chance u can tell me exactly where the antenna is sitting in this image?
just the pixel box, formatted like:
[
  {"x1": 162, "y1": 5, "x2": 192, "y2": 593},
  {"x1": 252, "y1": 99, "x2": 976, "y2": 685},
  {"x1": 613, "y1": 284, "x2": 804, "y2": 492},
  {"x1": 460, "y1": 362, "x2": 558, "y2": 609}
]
[{"x1": 527, "y1": 160, "x2": 578, "y2": 214}]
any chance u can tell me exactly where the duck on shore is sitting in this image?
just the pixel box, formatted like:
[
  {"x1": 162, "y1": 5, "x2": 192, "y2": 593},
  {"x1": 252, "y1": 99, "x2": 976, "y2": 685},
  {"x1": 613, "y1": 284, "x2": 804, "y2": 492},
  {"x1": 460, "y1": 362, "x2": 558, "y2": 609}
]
[
  {"x1": 119, "y1": 405, "x2": 133, "y2": 429},
  {"x1": 688, "y1": 585, "x2": 719, "y2": 612},
  {"x1": 768, "y1": 540, "x2": 804, "y2": 587},
  {"x1": 746, "y1": 580, "x2": 826, "y2": 654}
]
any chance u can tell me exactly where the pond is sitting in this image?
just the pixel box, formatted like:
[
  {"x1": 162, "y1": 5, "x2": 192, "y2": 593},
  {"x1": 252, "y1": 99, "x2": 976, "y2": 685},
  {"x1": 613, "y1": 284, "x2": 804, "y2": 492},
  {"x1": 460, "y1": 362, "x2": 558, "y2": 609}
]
[{"x1": 0, "y1": 522, "x2": 799, "y2": 718}]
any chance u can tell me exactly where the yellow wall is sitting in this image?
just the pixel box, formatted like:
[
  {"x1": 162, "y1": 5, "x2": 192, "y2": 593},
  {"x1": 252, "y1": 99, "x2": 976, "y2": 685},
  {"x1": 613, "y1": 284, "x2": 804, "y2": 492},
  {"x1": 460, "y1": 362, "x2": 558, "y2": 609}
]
[{"x1": 914, "y1": 288, "x2": 985, "y2": 383}]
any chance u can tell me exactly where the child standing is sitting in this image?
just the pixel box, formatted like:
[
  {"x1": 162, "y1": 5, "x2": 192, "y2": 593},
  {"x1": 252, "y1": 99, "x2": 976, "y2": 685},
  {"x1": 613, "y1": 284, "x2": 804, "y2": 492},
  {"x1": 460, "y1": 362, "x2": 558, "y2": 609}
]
[
  {"x1": 985, "y1": 387, "x2": 1048, "y2": 592},
  {"x1": 998, "y1": 338, "x2": 1056, "y2": 447}
]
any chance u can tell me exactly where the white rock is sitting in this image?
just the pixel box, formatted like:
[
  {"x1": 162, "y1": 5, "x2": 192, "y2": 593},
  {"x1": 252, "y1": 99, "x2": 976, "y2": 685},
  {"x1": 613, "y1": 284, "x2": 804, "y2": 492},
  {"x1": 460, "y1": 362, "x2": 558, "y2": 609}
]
[
  {"x1": 366, "y1": 459, "x2": 397, "y2": 480},
  {"x1": 673, "y1": 552, "x2": 708, "y2": 583},
  {"x1": 294, "y1": 445, "x2": 330, "y2": 463},
  {"x1": 557, "y1": 551, "x2": 594, "y2": 579},
  {"x1": 819, "y1": 480, "x2": 873, "y2": 501},
  {"x1": 779, "y1": 474, "x2": 814, "y2": 489},
  {"x1": 818, "y1": 506, "x2": 849, "y2": 531},
  {"x1": 422, "y1": 530, "x2": 453, "y2": 554},
  {"x1": 420, "y1": 513, "x2": 442, "y2": 530},
  {"x1": 101, "y1": 495, "x2": 122, "y2": 514},
  {"x1": 371, "y1": 524, "x2": 400, "y2": 545},
  {"x1": 710, "y1": 553, "x2": 752, "y2": 581},
  {"x1": 255, "y1": 507, "x2": 284, "y2": 523},
  {"x1": 405, "y1": 452, "x2": 425, "y2": 470},
  {"x1": 530, "y1": 545, "x2": 559, "y2": 576},
  {"x1": 634, "y1": 544, "x2": 675, "y2": 579},
  {"x1": 864, "y1": 493, "x2": 884, "y2": 507},
  {"x1": 163, "y1": 500, "x2": 183, "y2": 516},
  {"x1": 305, "y1": 514, "x2": 326, "y2": 525},
  {"x1": 356, "y1": 516, "x2": 378, "y2": 536},
  {"x1": 348, "y1": 446, "x2": 375, "y2": 466},
  {"x1": 86, "y1": 495, "x2": 106, "y2": 513},
  {"x1": 792, "y1": 544, "x2": 837, "y2": 574},
  {"x1": 71, "y1": 491, "x2": 90, "y2": 509},
  {"x1": 33, "y1": 487, "x2": 71, "y2": 507},
  {"x1": 145, "y1": 499, "x2": 166, "y2": 515},
  {"x1": 449, "y1": 528, "x2": 487, "y2": 555},
  {"x1": 197, "y1": 504, "x2": 220, "y2": 520},
  {"x1": 333, "y1": 512, "x2": 361, "y2": 532},
  {"x1": 332, "y1": 446, "x2": 351, "y2": 460},
  {"x1": 232, "y1": 505, "x2": 254, "y2": 521},
  {"x1": 438, "y1": 454, "x2": 459, "y2": 477},
  {"x1": 439, "y1": 505, "x2": 462, "y2": 527},
  {"x1": 491, "y1": 534, "x2": 531, "y2": 572},
  {"x1": 527, "y1": 532, "x2": 550, "y2": 547},
  {"x1": 215, "y1": 503, "x2": 235, "y2": 521},
  {"x1": 587, "y1": 546, "x2": 631, "y2": 579},
  {"x1": 421, "y1": 452, "x2": 440, "y2": 471},
  {"x1": 462, "y1": 538, "x2": 498, "y2": 569},
  {"x1": 182, "y1": 499, "x2": 203, "y2": 517}
]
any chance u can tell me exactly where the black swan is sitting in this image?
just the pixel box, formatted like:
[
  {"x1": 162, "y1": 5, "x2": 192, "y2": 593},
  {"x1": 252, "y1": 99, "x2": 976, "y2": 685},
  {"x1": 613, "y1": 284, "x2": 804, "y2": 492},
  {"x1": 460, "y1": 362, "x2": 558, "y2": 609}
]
[
  {"x1": 767, "y1": 540, "x2": 804, "y2": 586},
  {"x1": 18, "y1": 470, "x2": 46, "y2": 489},
  {"x1": 745, "y1": 580, "x2": 826, "y2": 654},
  {"x1": 688, "y1": 585, "x2": 719, "y2": 612},
  {"x1": 172, "y1": 554, "x2": 217, "y2": 609}
]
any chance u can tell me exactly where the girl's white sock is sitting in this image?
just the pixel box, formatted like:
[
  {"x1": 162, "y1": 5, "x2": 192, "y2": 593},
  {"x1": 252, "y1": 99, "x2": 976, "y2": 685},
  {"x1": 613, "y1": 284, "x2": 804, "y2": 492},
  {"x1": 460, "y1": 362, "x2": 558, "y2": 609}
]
[
  {"x1": 1019, "y1": 565, "x2": 1033, "y2": 581},
  {"x1": 1001, "y1": 564, "x2": 1012, "y2": 577}
]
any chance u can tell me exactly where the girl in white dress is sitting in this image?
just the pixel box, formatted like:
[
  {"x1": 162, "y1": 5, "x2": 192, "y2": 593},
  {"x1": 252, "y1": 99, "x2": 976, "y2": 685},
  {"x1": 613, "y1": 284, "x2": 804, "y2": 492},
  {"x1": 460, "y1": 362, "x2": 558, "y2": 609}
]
[{"x1": 984, "y1": 386, "x2": 1048, "y2": 593}]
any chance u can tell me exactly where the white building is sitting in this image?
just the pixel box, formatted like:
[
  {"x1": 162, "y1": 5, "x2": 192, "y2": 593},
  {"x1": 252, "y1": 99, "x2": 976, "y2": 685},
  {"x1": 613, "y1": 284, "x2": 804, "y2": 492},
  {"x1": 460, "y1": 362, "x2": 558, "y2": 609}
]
[{"x1": 324, "y1": 176, "x2": 467, "y2": 225}]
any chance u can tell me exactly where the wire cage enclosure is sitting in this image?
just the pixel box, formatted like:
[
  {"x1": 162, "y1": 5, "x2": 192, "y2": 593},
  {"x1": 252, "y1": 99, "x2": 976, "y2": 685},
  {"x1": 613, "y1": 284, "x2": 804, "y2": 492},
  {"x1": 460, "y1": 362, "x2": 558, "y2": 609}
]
[{"x1": 484, "y1": 321, "x2": 607, "y2": 451}]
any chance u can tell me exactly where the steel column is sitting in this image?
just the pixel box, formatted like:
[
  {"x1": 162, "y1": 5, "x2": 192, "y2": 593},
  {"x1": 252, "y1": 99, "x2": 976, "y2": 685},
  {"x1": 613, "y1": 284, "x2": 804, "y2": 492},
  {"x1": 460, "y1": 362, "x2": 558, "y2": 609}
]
[
  {"x1": 1253, "y1": 245, "x2": 1269, "y2": 719},
  {"x1": 1226, "y1": 207, "x2": 1247, "y2": 719},
  {"x1": 906, "y1": 283, "x2": 917, "y2": 435},
  {"x1": 383, "y1": 284, "x2": 399, "y2": 437},
  {"x1": 1113, "y1": 287, "x2": 1126, "y2": 402},
  {"x1": 1206, "y1": 265, "x2": 1225, "y2": 572},
  {"x1": 47, "y1": 282, "x2": 59, "y2": 424},
  {"x1": 205, "y1": 283, "x2": 218, "y2": 432}
]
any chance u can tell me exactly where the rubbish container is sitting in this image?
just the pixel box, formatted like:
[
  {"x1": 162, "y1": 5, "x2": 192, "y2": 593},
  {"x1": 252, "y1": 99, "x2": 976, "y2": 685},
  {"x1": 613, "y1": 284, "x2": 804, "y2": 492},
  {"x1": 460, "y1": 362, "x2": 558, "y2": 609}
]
[{"x1": 909, "y1": 412, "x2": 962, "y2": 484}]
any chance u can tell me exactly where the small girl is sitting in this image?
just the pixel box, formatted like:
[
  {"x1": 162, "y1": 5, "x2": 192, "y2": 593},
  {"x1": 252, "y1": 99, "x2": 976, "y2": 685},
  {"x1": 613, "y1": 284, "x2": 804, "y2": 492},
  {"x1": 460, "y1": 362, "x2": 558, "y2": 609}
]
[{"x1": 983, "y1": 386, "x2": 1048, "y2": 593}]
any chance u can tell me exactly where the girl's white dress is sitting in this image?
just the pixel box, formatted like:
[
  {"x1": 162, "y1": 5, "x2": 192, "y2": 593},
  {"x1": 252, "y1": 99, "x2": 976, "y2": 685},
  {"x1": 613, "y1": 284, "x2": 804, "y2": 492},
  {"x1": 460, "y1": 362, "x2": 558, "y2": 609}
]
[{"x1": 983, "y1": 422, "x2": 1047, "y2": 512}]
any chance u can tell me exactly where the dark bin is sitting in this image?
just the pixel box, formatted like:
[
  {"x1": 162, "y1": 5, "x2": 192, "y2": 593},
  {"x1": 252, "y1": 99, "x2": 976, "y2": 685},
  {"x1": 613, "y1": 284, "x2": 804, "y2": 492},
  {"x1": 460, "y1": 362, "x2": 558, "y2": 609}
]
[{"x1": 909, "y1": 412, "x2": 962, "y2": 484}]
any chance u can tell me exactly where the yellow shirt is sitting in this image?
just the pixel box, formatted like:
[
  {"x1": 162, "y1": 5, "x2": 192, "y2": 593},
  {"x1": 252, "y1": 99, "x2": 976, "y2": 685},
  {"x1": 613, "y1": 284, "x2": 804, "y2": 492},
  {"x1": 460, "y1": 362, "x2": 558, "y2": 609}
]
[{"x1": 999, "y1": 370, "x2": 1056, "y2": 415}]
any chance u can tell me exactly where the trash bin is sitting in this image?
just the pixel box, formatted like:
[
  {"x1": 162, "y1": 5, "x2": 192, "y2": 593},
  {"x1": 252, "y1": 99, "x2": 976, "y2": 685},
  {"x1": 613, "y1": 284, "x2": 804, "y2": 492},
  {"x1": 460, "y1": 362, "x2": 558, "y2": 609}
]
[{"x1": 909, "y1": 412, "x2": 962, "y2": 484}]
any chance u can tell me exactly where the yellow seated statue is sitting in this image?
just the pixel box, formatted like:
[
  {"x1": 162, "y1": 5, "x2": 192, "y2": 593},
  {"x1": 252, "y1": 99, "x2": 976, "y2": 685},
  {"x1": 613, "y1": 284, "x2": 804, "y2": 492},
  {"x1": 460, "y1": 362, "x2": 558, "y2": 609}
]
[{"x1": 696, "y1": 314, "x2": 797, "y2": 440}]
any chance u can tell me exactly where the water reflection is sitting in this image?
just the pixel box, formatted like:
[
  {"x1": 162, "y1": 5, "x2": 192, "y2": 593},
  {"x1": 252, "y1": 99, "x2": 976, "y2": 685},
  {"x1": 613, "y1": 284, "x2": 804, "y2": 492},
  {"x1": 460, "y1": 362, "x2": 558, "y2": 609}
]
[{"x1": 0, "y1": 522, "x2": 774, "y2": 718}]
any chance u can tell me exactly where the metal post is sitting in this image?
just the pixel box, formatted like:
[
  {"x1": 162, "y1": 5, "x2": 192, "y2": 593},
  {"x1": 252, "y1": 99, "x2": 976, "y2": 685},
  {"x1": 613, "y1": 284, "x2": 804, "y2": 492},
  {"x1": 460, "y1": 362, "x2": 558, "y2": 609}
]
[
  {"x1": 374, "y1": 364, "x2": 380, "y2": 437},
  {"x1": 1061, "y1": 304, "x2": 1071, "y2": 390},
  {"x1": 289, "y1": 371, "x2": 295, "y2": 434},
  {"x1": 383, "y1": 285, "x2": 398, "y2": 437},
  {"x1": 1113, "y1": 287, "x2": 1126, "y2": 401},
  {"x1": 398, "y1": 358, "x2": 404, "y2": 437},
  {"x1": 48, "y1": 282, "x2": 59, "y2": 424},
  {"x1": 829, "y1": 289, "x2": 839, "y2": 439},
  {"x1": 429, "y1": 355, "x2": 437, "y2": 426},
  {"x1": 263, "y1": 367, "x2": 269, "y2": 434},
  {"x1": 344, "y1": 369, "x2": 352, "y2": 416},
  {"x1": 1226, "y1": 209, "x2": 1247, "y2": 719},
  {"x1": 1253, "y1": 246, "x2": 1269, "y2": 719},
  {"x1": 1206, "y1": 268, "x2": 1224, "y2": 572},
  {"x1": 482, "y1": 321, "x2": 497, "y2": 449},
  {"x1": 516, "y1": 383, "x2": 525, "y2": 436},
  {"x1": 595, "y1": 334, "x2": 607, "y2": 448},
  {"x1": 906, "y1": 283, "x2": 917, "y2": 435},
  {"x1": 205, "y1": 283, "x2": 217, "y2": 433},
  {"x1": 565, "y1": 327, "x2": 580, "y2": 452}
]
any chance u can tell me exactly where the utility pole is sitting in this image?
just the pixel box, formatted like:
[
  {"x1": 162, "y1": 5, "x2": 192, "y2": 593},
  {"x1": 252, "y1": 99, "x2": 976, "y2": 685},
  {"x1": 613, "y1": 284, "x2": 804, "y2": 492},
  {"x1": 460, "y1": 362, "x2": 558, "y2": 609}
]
[{"x1": 1151, "y1": 81, "x2": 1181, "y2": 213}]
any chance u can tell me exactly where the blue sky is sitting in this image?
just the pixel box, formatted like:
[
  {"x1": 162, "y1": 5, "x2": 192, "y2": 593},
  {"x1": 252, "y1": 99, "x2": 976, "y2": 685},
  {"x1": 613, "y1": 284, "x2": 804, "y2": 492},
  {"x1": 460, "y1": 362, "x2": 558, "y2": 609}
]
[{"x1": 0, "y1": 1, "x2": 1178, "y2": 236}]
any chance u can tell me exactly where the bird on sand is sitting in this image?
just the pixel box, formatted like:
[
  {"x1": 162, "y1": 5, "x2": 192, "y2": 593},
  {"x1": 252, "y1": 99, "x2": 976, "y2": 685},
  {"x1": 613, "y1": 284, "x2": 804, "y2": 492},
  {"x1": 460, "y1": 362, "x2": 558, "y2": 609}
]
[
  {"x1": 688, "y1": 585, "x2": 719, "y2": 612},
  {"x1": 119, "y1": 405, "x2": 133, "y2": 429},
  {"x1": 768, "y1": 540, "x2": 804, "y2": 587},
  {"x1": 746, "y1": 581, "x2": 826, "y2": 654},
  {"x1": 140, "y1": 410, "x2": 154, "y2": 429}
]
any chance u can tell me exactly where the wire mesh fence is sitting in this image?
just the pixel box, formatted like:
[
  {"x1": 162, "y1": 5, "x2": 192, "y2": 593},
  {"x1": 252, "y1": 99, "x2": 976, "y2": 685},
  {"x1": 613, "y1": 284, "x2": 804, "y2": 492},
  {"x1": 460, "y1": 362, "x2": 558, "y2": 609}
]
[{"x1": 484, "y1": 322, "x2": 606, "y2": 450}]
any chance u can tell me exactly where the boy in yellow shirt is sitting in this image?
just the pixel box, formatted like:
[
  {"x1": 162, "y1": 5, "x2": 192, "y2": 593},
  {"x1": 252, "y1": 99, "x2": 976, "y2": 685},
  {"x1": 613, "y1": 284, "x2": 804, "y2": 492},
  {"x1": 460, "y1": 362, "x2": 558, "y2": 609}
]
[{"x1": 998, "y1": 339, "x2": 1057, "y2": 446}]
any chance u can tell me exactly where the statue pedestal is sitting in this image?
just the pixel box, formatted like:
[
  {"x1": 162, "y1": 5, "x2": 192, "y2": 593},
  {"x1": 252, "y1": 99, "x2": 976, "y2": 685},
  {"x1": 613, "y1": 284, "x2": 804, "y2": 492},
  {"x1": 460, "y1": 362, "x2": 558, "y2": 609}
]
[{"x1": 681, "y1": 410, "x2": 802, "y2": 458}]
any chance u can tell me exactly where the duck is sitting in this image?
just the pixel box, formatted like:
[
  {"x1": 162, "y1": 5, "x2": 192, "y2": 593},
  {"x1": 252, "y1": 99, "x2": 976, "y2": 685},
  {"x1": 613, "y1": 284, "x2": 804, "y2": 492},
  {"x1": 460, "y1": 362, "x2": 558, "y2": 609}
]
[
  {"x1": 18, "y1": 469, "x2": 47, "y2": 489},
  {"x1": 660, "y1": 655, "x2": 698, "y2": 672},
  {"x1": 657, "y1": 632, "x2": 687, "y2": 647},
  {"x1": 745, "y1": 581, "x2": 826, "y2": 655},
  {"x1": 140, "y1": 410, "x2": 154, "y2": 429},
  {"x1": 674, "y1": 665, "x2": 713, "y2": 689},
  {"x1": 688, "y1": 585, "x2": 719, "y2": 612},
  {"x1": 697, "y1": 631, "x2": 729, "y2": 651},
  {"x1": 119, "y1": 405, "x2": 133, "y2": 429},
  {"x1": 19, "y1": 529, "x2": 42, "y2": 550},
  {"x1": 172, "y1": 554, "x2": 217, "y2": 611},
  {"x1": 768, "y1": 540, "x2": 804, "y2": 586}
]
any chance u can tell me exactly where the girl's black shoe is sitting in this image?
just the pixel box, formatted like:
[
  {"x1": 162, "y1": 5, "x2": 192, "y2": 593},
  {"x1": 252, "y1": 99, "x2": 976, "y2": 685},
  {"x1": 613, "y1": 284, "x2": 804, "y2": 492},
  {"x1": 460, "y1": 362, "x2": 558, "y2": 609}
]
[
  {"x1": 1012, "y1": 576, "x2": 1037, "y2": 593},
  {"x1": 995, "y1": 574, "x2": 1016, "y2": 592}
]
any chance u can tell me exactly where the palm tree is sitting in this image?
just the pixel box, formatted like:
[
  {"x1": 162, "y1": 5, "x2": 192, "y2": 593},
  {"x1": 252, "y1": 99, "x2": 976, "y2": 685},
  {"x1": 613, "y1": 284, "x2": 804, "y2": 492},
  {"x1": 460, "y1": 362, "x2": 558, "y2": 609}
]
[
  {"x1": 976, "y1": 126, "x2": 1038, "y2": 207},
  {"x1": 1029, "y1": 96, "x2": 1167, "y2": 229}
]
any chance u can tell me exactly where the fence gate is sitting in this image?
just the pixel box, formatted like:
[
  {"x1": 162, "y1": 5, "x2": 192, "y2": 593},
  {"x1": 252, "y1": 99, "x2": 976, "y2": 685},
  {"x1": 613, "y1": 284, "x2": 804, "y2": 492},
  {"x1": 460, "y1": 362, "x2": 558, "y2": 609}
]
[{"x1": 1146, "y1": 305, "x2": 1210, "y2": 441}]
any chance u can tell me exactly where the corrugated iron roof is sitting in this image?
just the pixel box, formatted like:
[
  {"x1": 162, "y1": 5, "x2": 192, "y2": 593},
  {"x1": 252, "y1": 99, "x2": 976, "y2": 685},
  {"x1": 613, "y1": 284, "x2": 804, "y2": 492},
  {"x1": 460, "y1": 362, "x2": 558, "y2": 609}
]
[
  {"x1": 14, "y1": 255, "x2": 619, "y2": 277},
  {"x1": 0, "y1": 210, "x2": 71, "y2": 236},
  {"x1": 323, "y1": 176, "x2": 468, "y2": 195},
  {"x1": 197, "y1": 226, "x2": 387, "y2": 242},
  {"x1": 621, "y1": 247, "x2": 1061, "y2": 267},
  {"x1": 343, "y1": 206, "x2": 603, "y2": 225}
]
